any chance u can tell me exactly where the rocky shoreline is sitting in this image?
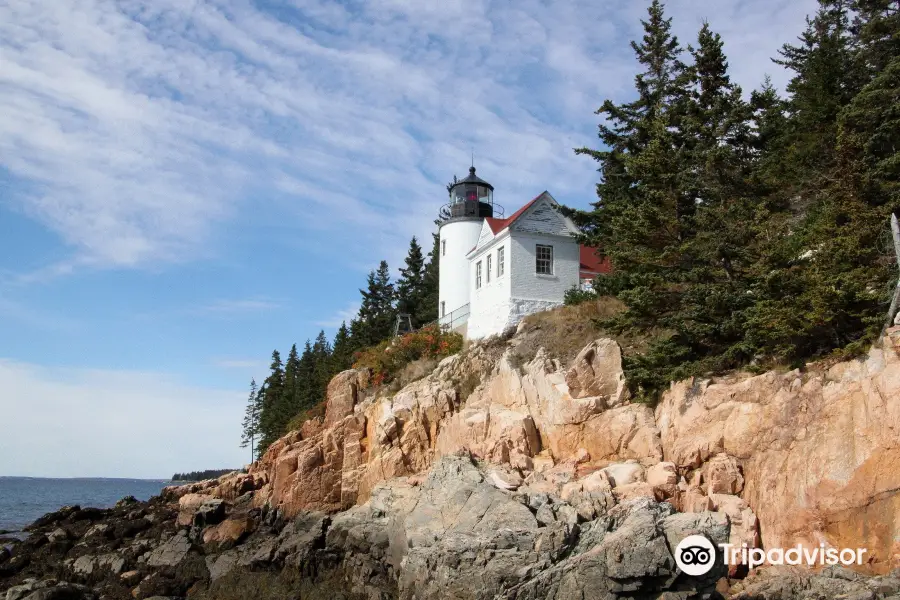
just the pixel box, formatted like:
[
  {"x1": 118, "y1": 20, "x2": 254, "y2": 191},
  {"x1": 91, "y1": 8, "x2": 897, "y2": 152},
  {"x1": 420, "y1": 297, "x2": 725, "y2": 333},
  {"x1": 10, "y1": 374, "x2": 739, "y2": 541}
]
[
  {"x1": 3, "y1": 325, "x2": 899, "y2": 599},
  {"x1": 2, "y1": 456, "x2": 899, "y2": 600}
]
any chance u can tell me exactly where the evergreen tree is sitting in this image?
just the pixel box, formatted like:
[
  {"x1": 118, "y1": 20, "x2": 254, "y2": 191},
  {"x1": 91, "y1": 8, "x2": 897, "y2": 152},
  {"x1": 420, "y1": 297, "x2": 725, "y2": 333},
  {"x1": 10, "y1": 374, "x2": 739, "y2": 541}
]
[
  {"x1": 396, "y1": 237, "x2": 427, "y2": 326},
  {"x1": 851, "y1": 0, "x2": 900, "y2": 76},
  {"x1": 282, "y1": 343, "x2": 302, "y2": 420},
  {"x1": 312, "y1": 330, "x2": 333, "y2": 403},
  {"x1": 331, "y1": 322, "x2": 355, "y2": 372},
  {"x1": 569, "y1": 0, "x2": 696, "y2": 393},
  {"x1": 417, "y1": 233, "x2": 440, "y2": 325},
  {"x1": 257, "y1": 350, "x2": 285, "y2": 454},
  {"x1": 772, "y1": 0, "x2": 857, "y2": 193},
  {"x1": 353, "y1": 261, "x2": 396, "y2": 346},
  {"x1": 297, "y1": 340, "x2": 316, "y2": 410},
  {"x1": 668, "y1": 22, "x2": 758, "y2": 368},
  {"x1": 239, "y1": 378, "x2": 260, "y2": 463},
  {"x1": 743, "y1": 0, "x2": 890, "y2": 362}
]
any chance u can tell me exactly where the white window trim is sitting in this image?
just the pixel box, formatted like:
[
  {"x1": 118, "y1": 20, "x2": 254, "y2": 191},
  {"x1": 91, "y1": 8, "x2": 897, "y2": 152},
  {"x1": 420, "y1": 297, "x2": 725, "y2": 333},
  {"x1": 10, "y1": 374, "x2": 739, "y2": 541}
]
[
  {"x1": 475, "y1": 261, "x2": 482, "y2": 289},
  {"x1": 497, "y1": 246, "x2": 505, "y2": 277},
  {"x1": 441, "y1": 301, "x2": 446, "y2": 317},
  {"x1": 486, "y1": 255, "x2": 492, "y2": 283},
  {"x1": 536, "y1": 244, "x2": 554, "y2": 275},
  {"x1": 441, "y1": 240, "x2": 446, "y2": 256}
]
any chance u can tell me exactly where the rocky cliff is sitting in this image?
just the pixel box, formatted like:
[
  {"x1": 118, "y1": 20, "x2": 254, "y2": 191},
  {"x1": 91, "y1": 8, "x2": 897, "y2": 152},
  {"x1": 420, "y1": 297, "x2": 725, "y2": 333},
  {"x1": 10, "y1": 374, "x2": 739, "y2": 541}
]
[
  {"x1": 3, "y1": 323, "x2": 900, "y2": 600},
  {"x1": 175, "y1": 323, "x2": 900, "y2": 576}
]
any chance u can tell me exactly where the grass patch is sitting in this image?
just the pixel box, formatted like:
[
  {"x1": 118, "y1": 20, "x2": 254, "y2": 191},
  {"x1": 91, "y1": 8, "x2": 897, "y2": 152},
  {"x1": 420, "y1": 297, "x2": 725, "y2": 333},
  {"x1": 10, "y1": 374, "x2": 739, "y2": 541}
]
[{"x1": 509, "y1": 297, "x2": 667, "y2": 382}]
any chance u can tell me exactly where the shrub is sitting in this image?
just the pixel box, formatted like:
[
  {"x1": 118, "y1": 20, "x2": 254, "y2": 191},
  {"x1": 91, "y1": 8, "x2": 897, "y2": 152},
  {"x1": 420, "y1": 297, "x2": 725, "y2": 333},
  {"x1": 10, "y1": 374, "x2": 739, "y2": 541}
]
[
  {"x1": 564, "y1": 286, "x2": 599, "y2": 306},
  {"x1": 352, "y1": 324, "x2": 463, "y2": 388}
]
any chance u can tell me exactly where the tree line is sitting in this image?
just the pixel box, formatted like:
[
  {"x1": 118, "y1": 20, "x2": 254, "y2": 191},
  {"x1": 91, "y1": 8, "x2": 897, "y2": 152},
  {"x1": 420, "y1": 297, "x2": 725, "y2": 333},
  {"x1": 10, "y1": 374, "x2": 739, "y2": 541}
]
[
  {"x1": 570, "y1": 0, "x2": 899, "y2": 398},
  {"x1": 171, "y1": 469, "x2": 237, "y2": 482},
  {"x1": 240, "y1": 235, "x2": 440, "y2": 459}
]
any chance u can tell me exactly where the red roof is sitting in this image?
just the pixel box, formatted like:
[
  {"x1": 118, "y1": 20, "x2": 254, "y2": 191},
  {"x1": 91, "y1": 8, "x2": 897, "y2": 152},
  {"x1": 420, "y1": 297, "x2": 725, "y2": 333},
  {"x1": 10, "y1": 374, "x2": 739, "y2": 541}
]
[
  {"x1": 485, "y1": 193, "x2": 545, "y2": 234},
  {"x1": 579, "y1": 245, "x2": 612, "y2": 277}
]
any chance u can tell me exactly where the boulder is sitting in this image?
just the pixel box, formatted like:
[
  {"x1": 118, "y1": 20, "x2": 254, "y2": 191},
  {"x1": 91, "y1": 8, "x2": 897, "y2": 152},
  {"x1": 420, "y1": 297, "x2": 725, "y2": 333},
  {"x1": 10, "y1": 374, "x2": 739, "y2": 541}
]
[
  {"x1": 564, "y1": 338, "x2": 630, "y2": 403},
  {"x1": 202, "y1": 517, "x2": 256, "y2": 546},
  {"x1": 176, "y1": 494, "x2": 215, "y2": 527},
  {"x1": 145, "y1": 531, "x2": 191, "y2": 568},
  {"x1": 68, "y1": 553, "x2": 125, "y2": 576},
  {"x1": 601, "y1": 461, "x2": 644, "y2": 487},
  {"x1": 192, "y1": 499, "x2": 225, "y2": 528},
  {"x1": 646, "y1": 461, "x2": 678, "y2": 498},
  {"x1": 703, "y1": 453, "x2": 744, "y2": 495}
]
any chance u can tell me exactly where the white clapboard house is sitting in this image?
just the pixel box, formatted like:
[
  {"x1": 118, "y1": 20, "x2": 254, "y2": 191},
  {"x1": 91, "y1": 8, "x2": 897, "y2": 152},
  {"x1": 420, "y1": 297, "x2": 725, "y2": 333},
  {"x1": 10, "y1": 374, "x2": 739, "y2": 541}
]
[{"x1": 437, "y1": 166, "x2": 609, "y2": 339}]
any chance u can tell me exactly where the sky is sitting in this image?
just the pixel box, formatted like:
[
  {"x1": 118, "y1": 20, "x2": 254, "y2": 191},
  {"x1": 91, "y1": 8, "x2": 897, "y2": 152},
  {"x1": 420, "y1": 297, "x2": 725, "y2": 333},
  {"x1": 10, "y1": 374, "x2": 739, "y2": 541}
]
[{"x1": 0, "y1": 0, "x2": 817, "y2": 478}]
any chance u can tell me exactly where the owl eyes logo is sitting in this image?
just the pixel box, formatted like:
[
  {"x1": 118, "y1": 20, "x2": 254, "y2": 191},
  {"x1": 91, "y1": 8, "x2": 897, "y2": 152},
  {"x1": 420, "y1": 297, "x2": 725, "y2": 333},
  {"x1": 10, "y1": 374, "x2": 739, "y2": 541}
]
[{"x1": 674, "y1": 535, "x2": 716, "y2": 576}]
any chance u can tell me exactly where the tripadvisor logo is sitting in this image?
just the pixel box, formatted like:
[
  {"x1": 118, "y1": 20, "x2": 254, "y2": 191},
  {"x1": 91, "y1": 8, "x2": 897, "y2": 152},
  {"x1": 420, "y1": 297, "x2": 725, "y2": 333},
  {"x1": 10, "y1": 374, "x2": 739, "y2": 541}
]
[
  {"x1": 674, "y1": 535, "x2": 716, "y2": 576},
  {"x1": 674, "y1": 535, "x2": 869, "y2": 576}
]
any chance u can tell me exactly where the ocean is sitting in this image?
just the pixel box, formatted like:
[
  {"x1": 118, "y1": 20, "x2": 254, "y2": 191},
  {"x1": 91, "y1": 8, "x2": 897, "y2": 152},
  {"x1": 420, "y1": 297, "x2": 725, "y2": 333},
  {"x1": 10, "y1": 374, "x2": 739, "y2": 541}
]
[{"x1": 0, "y1": 477, "x2": 174, "y2": 535}]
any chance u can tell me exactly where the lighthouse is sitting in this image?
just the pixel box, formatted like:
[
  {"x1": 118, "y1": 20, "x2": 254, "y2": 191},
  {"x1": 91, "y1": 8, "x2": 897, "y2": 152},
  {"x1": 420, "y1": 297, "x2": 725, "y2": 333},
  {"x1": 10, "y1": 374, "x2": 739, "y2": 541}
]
[{"x1": 437, "y1": 166, "x2": 501, "y2": 331}]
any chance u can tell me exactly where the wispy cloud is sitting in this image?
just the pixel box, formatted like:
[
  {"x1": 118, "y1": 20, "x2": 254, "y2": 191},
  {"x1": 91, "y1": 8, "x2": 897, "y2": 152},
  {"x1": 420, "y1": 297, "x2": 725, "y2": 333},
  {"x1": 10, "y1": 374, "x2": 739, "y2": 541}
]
[
  {"x1": 315, "y1": 302, "x2": 360, "y2": 329},
  {"x1": 0, "y1": 0, "x2": 817, "y2": 277},
  {"x1": 192, "y1": 297, "x2": 282, "y2": 316},
  {"x1": 211, "y1": 358, "x2": 267, "y2": 370}
]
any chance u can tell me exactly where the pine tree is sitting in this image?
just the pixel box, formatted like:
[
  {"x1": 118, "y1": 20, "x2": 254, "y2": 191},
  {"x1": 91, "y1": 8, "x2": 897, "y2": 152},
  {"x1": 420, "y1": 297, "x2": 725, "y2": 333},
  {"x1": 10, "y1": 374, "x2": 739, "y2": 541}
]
[
  {"x1": 417, "y1": 233, "x2": 440, "y2": 325},
  {"x1": 353, "y1": 261, "x2": 396, "y2": 346},
  {"x1": 312, "y1": 330, "x2": 333, "y2": 404},
  {"x1": 282, "y1": 343, "x2": 302, "y2": 418},
  {"x1": 239, "y1": 378, "x2": 260, "y2": 463},
  {"x1": 571, "y1": 0, "x2": 687, "y2": 277},
  {"x1": 396, "y1": 237, "x2": 427, "y2": 326},
  {"x1": 332, "y1": 322, "x2": 355, "y2": 372},
  {"x1": 570, "y1": 0, "x2": 694, "y2": 394},
  {"x1": 668, "y1": 22, "x2": 758, "y2": 369},
  {"x1": 257, "y1": 349, "x2": 285, "y2": 454},
  {"x1": 850, "y1": 0, "x2": 900, "y2": 81},
  {"x1": 297, "y1": 340, "x2": 315, "y2": 411},
  {"x1": 772, "y1": 0, "x2": 858, "y2": 194},
  {"x1": 743, "y1": 0, "x2": 884, "y2": 362}
]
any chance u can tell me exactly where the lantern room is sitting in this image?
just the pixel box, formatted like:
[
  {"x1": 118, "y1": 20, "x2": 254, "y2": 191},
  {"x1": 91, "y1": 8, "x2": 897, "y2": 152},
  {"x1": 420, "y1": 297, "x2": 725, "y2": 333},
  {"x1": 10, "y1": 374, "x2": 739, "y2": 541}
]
[{"x1": 445, "y1": 166, "x2": 497, "y2": 219}]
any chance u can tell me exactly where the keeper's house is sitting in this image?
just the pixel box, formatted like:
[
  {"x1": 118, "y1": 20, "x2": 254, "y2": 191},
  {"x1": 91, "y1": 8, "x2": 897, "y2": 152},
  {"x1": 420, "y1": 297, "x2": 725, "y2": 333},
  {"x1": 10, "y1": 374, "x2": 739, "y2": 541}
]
[{"x1": 437, "y1": 165, "x2": 609, "y2": 339}]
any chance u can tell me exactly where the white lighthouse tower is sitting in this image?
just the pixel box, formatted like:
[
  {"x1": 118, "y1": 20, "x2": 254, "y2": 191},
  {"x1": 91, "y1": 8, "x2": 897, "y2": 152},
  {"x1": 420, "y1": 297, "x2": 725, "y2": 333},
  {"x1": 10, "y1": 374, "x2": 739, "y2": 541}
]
[{"x1": 438, "y1": 166, "x2": 501, "y2": 332}]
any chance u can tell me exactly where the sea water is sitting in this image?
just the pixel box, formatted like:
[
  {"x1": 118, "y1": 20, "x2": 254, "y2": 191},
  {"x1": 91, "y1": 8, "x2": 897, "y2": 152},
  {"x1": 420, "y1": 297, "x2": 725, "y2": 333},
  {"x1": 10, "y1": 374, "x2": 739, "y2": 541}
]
[{"x1": 0, "y1": 477, "x2": 172, "y2": 534}]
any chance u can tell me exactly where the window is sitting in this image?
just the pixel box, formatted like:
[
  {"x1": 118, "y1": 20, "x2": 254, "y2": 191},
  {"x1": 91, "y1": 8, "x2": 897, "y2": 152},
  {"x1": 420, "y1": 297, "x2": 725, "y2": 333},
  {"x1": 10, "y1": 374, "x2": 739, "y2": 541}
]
[
  {"x1": 497, "y1": 246, "x2": 505, "y2": 276},
  {"x1": 476, "y1": 261, "x2": 482, "y2": 289},
  {"x1": 486, "y1": 255, "x2": 492, "y2": 283},
  {"x1": 441, "y1": 301, "x2": 446, "y2": 318},
  {"x1": 441, "y1": 240, "x2": 446, "y2": 256},
  {"x1": 536, "y1": 244, "x2": 553, "y2": 274}
]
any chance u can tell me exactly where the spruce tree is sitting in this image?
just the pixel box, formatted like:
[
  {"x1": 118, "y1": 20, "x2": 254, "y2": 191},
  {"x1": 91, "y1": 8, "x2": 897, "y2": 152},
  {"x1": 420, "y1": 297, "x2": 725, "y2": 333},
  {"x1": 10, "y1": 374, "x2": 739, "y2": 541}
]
[
  {"x1": 396, "y1": 237, "x2": 427, "y2": 326},
  {"x1": 297, "y1": 340, "x2": 315, "y2": 410},
  {"x1": 851, "y1": 0, "x2": 900, "y2": 76},
  {"x1": 282, "y1": 343, "x2": 302, "y2": 419},
  {"x1": 669, "y1": 22, "x2": 758, "y2": 370},
  {"x1": 353, "y1": 261, "x2": 396, "y2": 346},
  {"x1": 312, "y1": 330, "x2": 333, "y2": 403},
  {"x1": 417, "y1": 233, "x2": 440, "y2": 325},
  {"x1": 743, "y1": 0, "x2": 886, "y2": 362},
  {"x1": 570, "y1": 0, "x2": 694, "y2": 394},
  {"x1": 331, "y1": 322, "x2": 354, "y2": 372},
  {"x1": 239, "y1": 378, "x2": 260, "y2": 463},
  {"x1": 257, "y1": 350, "x2": 285, "y2": 454},
  {"x1": 772, "y1": 0, "x2": 857, "y2": 193}
]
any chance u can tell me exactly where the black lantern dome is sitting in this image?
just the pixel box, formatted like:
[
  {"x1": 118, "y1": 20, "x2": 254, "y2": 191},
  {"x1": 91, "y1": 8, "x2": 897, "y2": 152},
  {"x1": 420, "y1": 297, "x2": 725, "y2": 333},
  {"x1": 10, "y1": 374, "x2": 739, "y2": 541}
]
[{"x1": 441, "y1": 166, "x2": 503, "y2": 221}]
